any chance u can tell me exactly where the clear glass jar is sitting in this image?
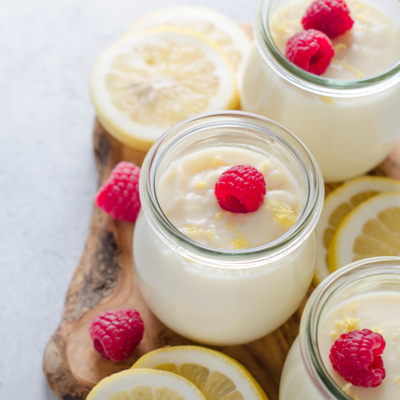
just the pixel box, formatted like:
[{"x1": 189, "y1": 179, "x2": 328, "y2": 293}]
[
  {"x1": 240, "y1": 0, "x2": 400, "y2": 183},
  {"x1": 133, "y1": 111, "x2": 323, "y2": 346},
  {"x1": 279, "y1": 256, "x2": 400, "y2": 400}
]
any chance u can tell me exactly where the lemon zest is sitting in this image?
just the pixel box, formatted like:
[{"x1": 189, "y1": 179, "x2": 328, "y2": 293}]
[
  {"x1": 334, "y1": 43, "x2": 347, "y2": 51},
  {"x1": 342, "y1": 383, "x2": 358, "y2": 400},
  {"x1": 334, "y1": 316, "x2": 361, "y2": 335},
  {"x1": 372, "y1": 326, "x2": 385, "y2": 337},
  {"x1": 333, "y1": 60, "x2": 364, "y2": 79},
  {"x1": 194, "y1": 180, "x2": 207, "y2": 189},
  {"x1": 321, "y1": 96, "x2": 336, "y2": 105},
  {"x1": 225, "y1": 222, "x2": 251, "y2": 249},
  {"x1": 266, "y1": 199, "x2": 297, "y2": 228}
]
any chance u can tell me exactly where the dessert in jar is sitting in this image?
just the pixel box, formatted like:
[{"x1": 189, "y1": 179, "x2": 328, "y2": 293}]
[
  {"x1": 133, "y1": 111, "x2": 324, "y2": 346},
  {"x1": 279, "y1": 256, "x2": 400, "y2": 400},
  {"x1": 240, "y1": 0, "x2": 400, "y2": 183}
]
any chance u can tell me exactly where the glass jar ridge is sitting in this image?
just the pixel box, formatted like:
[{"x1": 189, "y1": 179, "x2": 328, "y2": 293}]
[{"x1": 134, "y1": 111, "x2": 324, "y2": 345}]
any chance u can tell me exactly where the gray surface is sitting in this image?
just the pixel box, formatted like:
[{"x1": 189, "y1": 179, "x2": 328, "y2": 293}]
[{"x1": 0, "y1": 0, "x2": 254, "y2": 398}]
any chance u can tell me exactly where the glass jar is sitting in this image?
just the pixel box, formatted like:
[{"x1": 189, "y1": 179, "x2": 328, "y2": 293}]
[
  {"x1": 133, "y1": 111, "x2": 323, "y2": 346},
  {"x1": 240, "y1": 0, "x2": 400, "y2": 183},
  {"x1": 279, "y1": 256, "x2": 400, "y2": 400}
]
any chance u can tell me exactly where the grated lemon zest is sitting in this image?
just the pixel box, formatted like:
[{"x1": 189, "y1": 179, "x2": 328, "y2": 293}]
[
  {"x1": 334, "y1": 316, "x2": 361, "y2": 335},
  {"x1": 194, "y1": 180, "x2": 207, "y2": 189},
  {"x1": 204, "y1": 230, "x2": 215, "y2": 240},
  {"x1": 215, "y1": 212, "x2": 223, "y2": 221},
  {"x1": 321, "y1": 96, "x2": 335, "y2": 105},
  {"x1": 334, "y1": 43, "x2": 347, "y2": 51},
  {"x1": 372, "y1": 326, "x2": 385, "y2": 337},
  {"x1": 330, "y1": 330, "x2": 340, "y2": 340},
  {"x1": 232, "y1": 237, "x2": 251, "y2": 250},
  {"x1": 185, "y1": 227, "x2": 203, "y2": 235},
  {"x1": 333, "y1": 60, "x2": 364, "y2": 79},
  {"x1": 348, "y1": 303, "x2": 361, "y2": 312},
  {"x1": 342, "y1": 383, "x2": 358, "y2": 400},
  {"x1": 213, "y1": 155, "x2": 224, "y2": 166},
  {"x1": 225, "y1": 222, "x2": 251, "y2": 249},
  {"x1": 266, "y1": 199, "x2": 298, "y2": 228}
]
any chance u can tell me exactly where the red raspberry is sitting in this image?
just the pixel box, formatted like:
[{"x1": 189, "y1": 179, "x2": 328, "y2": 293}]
[
  {"x1": 302, "y1": 0, "x2": 354, "y2": 39},
  {"x1": 285, "y1": 29, "x2": 334, "y2": 75},
  {"x1": 329, "y1": 329, "x2": 386, "y2": 388},
  {"x1": 89, "y1": 309, "x2": 144, "y2": 362},
  {"x1": 95, "y1": 161, "x2": 141, "y2": 223},
  {"x1": 214, "y1": 165, "x2": 266, "y2": 213}
]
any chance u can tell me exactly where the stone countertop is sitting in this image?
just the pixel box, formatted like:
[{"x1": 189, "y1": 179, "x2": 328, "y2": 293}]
[{"x1": 0, "y1": 0, "x2": 253, "y2": 398}]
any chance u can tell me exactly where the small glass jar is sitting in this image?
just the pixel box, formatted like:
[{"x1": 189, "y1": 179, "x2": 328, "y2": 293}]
[
  {"x1": 240, "y1": 0, "x2": 400, "y2": 183},
  {"x1": 133, "y1": 111, "x2": 323, "y2": 346},
  {"x1": 279, "y1": 256, "x2": 400, "y2": 400}
]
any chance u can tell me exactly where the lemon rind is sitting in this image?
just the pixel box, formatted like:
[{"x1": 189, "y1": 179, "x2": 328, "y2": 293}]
[
  {"x1": 87, "y1": 367, "x2": 207, "y2": 400},
  {"x1": 328, "y1": 191, "x2": 400, "y2": 273},
  {"x1": 314, "y1": 177, "x2": 400, "y2": 285},
  {"x1": 131, "y1": 345, "x2": 268, "y2": 400}
]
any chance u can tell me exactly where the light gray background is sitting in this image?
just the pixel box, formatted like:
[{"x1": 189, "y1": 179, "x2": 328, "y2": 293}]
[{"x1": 0, "y1": 0, "x2": 254, "y2": 398}]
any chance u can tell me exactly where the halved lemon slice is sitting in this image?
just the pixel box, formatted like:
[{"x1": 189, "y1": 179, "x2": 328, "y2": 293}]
[
  {"x1": 131, "y1": 346, "x2": 268, "y2": 400},
  {"x1": 90, "y1": 28, "x2": 238, "y2": 151},
  {"x1": 314, "y1": 176, "x2": 400, "y2": 285},
  {"x1": 328, "y1": 191, "x2": 400, "y2": 272},
  {"x1": 87, "y1": 368, "x2": 206, "y2": 400},
  {"x1": 121, "y1": 6, "x2": 251, "y2": 77}
]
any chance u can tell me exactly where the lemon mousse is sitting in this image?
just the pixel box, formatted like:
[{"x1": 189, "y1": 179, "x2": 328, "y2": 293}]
[
  {"x1": 133, "y1": 112, "x2": 323, "y2": 345},
  {"x1": 279, "y1": 257, "x2": 400, "y2": 400},
  {"x1": 240, "y1": 0, "x2": 400, "y2": 182},
  {"x1": 157, "y1": 146, "x2": 303, "y2": 250}
]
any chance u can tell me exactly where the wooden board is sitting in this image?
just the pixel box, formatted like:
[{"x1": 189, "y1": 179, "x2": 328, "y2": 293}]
[{"x1": 42, "y1": 118, "x2": 400, "y2": 400}]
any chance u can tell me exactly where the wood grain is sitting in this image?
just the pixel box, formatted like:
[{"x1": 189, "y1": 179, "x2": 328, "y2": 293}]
[{"x1": 43, "y1": 118, "x2": 400, "y2": 400}]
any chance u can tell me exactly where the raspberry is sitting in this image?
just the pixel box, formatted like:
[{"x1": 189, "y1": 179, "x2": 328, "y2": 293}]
[
  {"x1": 302, "y1": 0, "x2": 354, "y2": 39},
  {"x1": 95, "y1": 161, "x2": 141, "y2": 223},
  {"x1": 214, "y1": 165, "x2": 266, "y2": 213},
  {"x1": 285, "y1": 29, "x2": 334, "y2": 75},
  {"x1": 89, "y1": 309, "x2": 144, "y2": 362},
  {"x1": 329, "y1": 329, "x2": 386, "y2": 387}
]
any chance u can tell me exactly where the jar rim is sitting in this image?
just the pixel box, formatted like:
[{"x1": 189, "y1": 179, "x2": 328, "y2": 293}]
[
  {"x1": 254, "y1": 0, "x2": 400, "y2": 98},
  {"x1": 299, "y1": 256, "x2": 400, "y2": 399},
  {"x1": 139, "y1": 110, "x2": 324, "y2": 269}
]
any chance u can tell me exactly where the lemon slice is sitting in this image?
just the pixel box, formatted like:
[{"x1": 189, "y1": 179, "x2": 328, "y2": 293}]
[
  {"x1": 328, "y1": 191, "x2": 400, "y2": 271},
  {"x1": 87, "y1": 368, "x2": 206, "y2": 400},
  {"x1": 131, "y1": 345, "x2": 268, "y2": 400},
  {"x1": 90, "y1": 28, "x2": 238, "y2": 151},
  {"x1": 314, "y1": 176, "x2": 400, "y2": 285},
  {"x1": 121, "y1": 6, "x2": 251, "y2": 77}
]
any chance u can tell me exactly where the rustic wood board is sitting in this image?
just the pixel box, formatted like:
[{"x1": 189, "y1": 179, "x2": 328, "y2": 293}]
[{"x1": 42, "y1": 118, "x2": 400, "y2": 400}]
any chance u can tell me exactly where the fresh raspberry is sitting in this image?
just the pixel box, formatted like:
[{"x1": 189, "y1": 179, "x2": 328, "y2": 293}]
[
  {"x1": 302, "y1": 0, "x2": 354, "y2": 39},
  {"x1": 214, "y1": 165, "x2": 266, "y2": 213},
  {"x1": 285, "y1": 29, "x2": 334, "y2": 75},
  {"x1": 89, "y1": 309, "x2": 144, "y2": 362},
  {"x1": 329, "y1": 329, "x2": 386, "y2": 387},
  {"x1": 95, "y1": 161, "x2": 141, "y2": 223}
]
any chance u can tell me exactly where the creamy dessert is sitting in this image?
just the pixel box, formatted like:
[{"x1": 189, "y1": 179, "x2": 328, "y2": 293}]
[
  {"x1": 318, "y1": 292, "x2": 400, "y2": 400},
  {"x1": 240, "y1": 0, "x2": 400, "y2": 182},
  {"x1": 271, "y1": 0, "x2": 400, "y2": 80},
  {"x1": 279, "y1": 257, "x2": 400, "y2": 400},
  {"x1": 133, "y1": 112, "x2": 323, "y2": 345},
  {"x1": 157, "y1": 146, "x2": 303, "y2": 250}
]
